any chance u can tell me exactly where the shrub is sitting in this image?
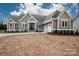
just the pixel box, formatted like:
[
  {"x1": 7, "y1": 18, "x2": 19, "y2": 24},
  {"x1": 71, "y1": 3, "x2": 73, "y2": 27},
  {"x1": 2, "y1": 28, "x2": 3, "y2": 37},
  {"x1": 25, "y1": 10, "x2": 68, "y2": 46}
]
[
  {"x1": 64, "y1": 31, "x2": 67, "y2": 35},
  {"x1": 55, "y1": 30, "x2": 57, "y2": 33},
  {"x1": 25, "y1": 30, "x2": 27, "y2": 32},
  {"x1": 67, "y1": 31, "x2": 69, "y2": 34},
  {"x1": 75, "y1": 30, "x2": 79, "y2": 35},
  {"x1": 59, "y1": 31, "x2": 63, "y2": 34},
  {"x1": 36, "y1": 29, "x2": 38, "y2": 32},
  {"x1": 71, "y1": 31, "x2": 74, "y2": 35}
]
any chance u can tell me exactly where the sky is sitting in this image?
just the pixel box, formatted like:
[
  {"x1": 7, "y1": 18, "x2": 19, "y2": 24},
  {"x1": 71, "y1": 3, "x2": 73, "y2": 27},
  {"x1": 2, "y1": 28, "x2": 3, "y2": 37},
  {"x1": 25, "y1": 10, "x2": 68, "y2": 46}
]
[{"x1": 0, "y1": 3, "x2": 79, "y2": 23}]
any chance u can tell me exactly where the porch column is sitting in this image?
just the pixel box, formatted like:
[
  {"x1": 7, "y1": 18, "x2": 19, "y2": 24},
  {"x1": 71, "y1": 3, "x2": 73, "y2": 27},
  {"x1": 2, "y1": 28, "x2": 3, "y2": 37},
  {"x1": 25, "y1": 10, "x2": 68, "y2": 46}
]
[
  {"x1": 14, "y1": 23, "x2": 16, "y2": 31},
  {"x1": 52, "y1": 20, "x2": 53, "y2": 30},
  {"x1": 28, "y1": 21, "x2": 29, "y2": 32},
  {"x1": 35, "y1": 22, "x2": 37, "y2": 32},
  {"x1": 57, "y1": 19, "x2": 59, "y2": 30}
]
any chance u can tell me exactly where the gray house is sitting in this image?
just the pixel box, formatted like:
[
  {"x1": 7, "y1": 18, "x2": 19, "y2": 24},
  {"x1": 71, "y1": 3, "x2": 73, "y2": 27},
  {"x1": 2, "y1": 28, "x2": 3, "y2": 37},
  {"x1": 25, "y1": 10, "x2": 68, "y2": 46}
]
[{"x1": 7, "y1": 10, "x2": 73, "y2": 32}]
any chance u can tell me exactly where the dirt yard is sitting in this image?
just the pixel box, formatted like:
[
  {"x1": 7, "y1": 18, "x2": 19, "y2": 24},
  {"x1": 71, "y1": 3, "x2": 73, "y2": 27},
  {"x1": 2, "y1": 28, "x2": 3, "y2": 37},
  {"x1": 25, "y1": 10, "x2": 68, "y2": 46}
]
[{"x1": 0, "y1": 33, "x2": 79, "y2": 56}]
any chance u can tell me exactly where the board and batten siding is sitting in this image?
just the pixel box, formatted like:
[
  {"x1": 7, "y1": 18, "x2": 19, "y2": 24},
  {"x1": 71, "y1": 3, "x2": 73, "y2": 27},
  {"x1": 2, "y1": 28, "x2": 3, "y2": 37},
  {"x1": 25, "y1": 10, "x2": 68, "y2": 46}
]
[
  {"x1": 53, "y1": 20, "x2": 57, "y2": 29},
  {"x1": 7, "y1": 20, "x2": 16, "y2": 31},
  {"x1": 18, "y1": 22, "x2": 28, "y2": 31},
  {"x1": 59, "y1": 19, "x2": 72, "y2": 29}
]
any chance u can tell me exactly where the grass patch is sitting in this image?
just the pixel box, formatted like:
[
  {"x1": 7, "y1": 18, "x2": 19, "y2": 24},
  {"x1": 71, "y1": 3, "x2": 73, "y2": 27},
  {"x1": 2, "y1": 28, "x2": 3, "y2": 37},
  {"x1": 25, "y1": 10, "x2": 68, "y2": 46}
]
[{"x1": 0, "y1": 30, "x2": 6, "y2": 33}]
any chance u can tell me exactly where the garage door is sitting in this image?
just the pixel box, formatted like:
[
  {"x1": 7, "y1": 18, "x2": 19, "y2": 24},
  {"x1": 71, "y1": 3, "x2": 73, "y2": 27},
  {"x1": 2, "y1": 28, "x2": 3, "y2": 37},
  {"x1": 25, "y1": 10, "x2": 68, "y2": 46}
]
[
  {"x1": 44, "y1": 26, "x2": 47, "y2": 32},
  {"x1": 44, "y1": 25, "x2": 52, "y2": 32},
  {"x1": 48, "y1": 25, "x2": 52, "y2": 32}
]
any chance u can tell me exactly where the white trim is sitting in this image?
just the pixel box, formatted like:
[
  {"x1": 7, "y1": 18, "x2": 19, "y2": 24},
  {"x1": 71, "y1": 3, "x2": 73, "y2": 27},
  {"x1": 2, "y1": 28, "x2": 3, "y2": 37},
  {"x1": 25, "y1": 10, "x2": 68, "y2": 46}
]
[
  {"x1": 28, "y1": 20, "x2": 37, "y2": 23},
  {"x1": 59, "y1": 18, "x2": 72, "y2": 29},
  {"x1": 52, "y1": 20, "x2": 53, "y2": 30},
  {"x1": 19, "y1": 13, "x2": 32, "y2": 21},
  {"x1": 57, "y1": 10, "x2": 65, "y2": 18},
  {"x1": 57, "y1": 10, "x2": 71, "y2": 19},
  {"x1": 31, "y1": 16, "x2": 38, "y2": 22},
  {"x1": 7, "y1": 22, "x2": 16, "y2": 31},
  {"x1": 52, "y1": 29, "x2": 73, "y2": 30},
  {"x1": 13, "y1": 23, "x2": 16, "y2": 31},
  {"x1": 19, "y1": 14, "x2": 27, "y2": 21},
  {"x1": 61, "y1": 20, "x2": 68, "y2": 28},
  {"x1": 57, "y1": 19, "x2": 59, "y2": 29},
  {"x1": 8, "y1": 17, "x2": 16, "y2": 23},
  {"x1": 27, "y1": 16, "x2": 38, "y2": 22},
  {"x1": 67, "y1": 10, "x2": 72, "y2": 19},
  {"x1": 28, "y1": 21, "x2": 29, "y2": 32},
  {"x1": 28, "y1": 13, "x2": 38, "y2": 22},
  {"x1": 59, "y1": 18, "x2": 71, "y2": 20}
]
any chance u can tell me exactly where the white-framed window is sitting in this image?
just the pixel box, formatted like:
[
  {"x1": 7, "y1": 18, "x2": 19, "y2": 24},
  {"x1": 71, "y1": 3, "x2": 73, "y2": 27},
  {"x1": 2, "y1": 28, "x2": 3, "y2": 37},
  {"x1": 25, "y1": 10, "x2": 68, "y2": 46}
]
[
  {"x1": 22, "y1": 22, "x2": 27, "y2": 28},
  {"x1": 25, "y1": 24, "x2": 27, "y2": 28},
  {"x1": 61, "y1": 21, "x2": 68, "y2": 27},
  {"x1": 10, "y1": 23, "x2": 12, "y2": 27},
  {"x1": 23, "y1": 24, "x2": 25, "y2": 28},
  {"x1": 65, "y1": 21, "x2": 68, "y2": 27},
  {"x1": 62, "y1": 21, "x2": 64, "y2": 27}
]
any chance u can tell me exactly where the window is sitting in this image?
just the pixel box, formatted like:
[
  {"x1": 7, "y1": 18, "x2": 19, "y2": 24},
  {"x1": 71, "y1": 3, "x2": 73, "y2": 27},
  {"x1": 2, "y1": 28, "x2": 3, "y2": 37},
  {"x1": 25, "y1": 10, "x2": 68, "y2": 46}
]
[
  {"x1": 23, "y1": 24, "x2": 27, "y2": 28},
  {"x1": 62, "y1": 21, "x2": 64, "y2": 27},
  {"x1": 10, "y1": 23, "x2": 12, "y2": 27},
  {"x1": 23, "y1": 24, "x2": 25, "y2": 28},
  {"x1": 25, "y1": 24, "x2": 27, "y2": 28},
  {"x1": 65, "y1": 22, "x2": 67, "y2": 26},
  {"x1": 62, "y1": 21, "x2": 68, "y2": 27},
  {"x1": 52, "y1": 11, "x2": 60, "y2": 18}
]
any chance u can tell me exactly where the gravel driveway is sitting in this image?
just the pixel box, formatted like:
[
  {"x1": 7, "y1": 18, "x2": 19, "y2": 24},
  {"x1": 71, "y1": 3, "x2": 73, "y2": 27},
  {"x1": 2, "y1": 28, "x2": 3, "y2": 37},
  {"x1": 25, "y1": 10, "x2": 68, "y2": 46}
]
[{"x1": 0, "y1": 33, "x2": 78, "y2": 56}]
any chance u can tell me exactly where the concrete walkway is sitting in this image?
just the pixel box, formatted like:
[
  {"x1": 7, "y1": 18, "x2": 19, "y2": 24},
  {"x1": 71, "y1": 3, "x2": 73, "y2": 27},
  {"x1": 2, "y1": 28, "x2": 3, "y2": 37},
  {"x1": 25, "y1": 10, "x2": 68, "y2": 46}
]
[{"x1": 0, "y1": 32, "x2": 44, "y2": 37}]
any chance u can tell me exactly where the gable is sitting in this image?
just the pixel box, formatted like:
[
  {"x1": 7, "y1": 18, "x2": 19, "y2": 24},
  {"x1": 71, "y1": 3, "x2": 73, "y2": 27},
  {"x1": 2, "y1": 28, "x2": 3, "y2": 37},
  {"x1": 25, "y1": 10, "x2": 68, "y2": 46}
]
[
  {"x1": 19, "y1": 13, "x2": 31, "y2": 22},
  {"x1": 28, "y1": 16, "x2": 37, "y2": 21},
  {"x1": 9, "y1": 20, "x2": 13, "y2": 23},
  {"x1": 59, "y1": 11, "x2": 71, "y2": 19},
  {"x1": 8, "y1": 18, "x2": 15, "y2": 23}
]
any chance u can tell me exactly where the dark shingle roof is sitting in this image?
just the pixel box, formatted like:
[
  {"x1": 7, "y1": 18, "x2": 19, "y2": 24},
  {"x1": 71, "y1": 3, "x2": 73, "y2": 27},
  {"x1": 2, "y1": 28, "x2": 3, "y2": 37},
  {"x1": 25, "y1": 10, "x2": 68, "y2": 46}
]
[
  {"x1": 19, "y1": 13, "x2": 31, "y2": 21},
  {"x1": 10, "y1": 13, "x2": 25, "y2": 22},
  {"x1": 32, "y1": 14, "x2": 46, "y2": 21},
  {"x1": 52, "y1": 10, "x2": 60, "y2": 18},
  {"x1": 44, "y1": 10, "x2": 61, "y2": 22},
  {"x1": 10, "y1": 13, "x2": 46, "y2": 23}
]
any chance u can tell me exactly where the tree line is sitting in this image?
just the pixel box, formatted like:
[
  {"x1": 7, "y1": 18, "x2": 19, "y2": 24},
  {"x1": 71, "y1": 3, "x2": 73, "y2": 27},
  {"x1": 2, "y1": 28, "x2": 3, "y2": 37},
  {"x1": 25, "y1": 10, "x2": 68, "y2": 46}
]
[{"x1": 0, "y1": 20, "x2": 7, "y2": 30}]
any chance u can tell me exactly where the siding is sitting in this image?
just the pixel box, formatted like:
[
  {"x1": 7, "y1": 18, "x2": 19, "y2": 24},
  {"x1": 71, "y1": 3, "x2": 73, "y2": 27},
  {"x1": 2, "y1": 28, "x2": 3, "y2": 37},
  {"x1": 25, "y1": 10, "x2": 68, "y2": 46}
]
[
  {"x1": 53, "y1": 20, "x2": 57, "y2": 29},
  {"x1": 60, "y1": 11, "x2": 71, "y2": 19},
  {"x1": 7, "y1": 23, "x2": 15, "y2": 31},
  {"x1": 59, "y1": 19, "x2": 72, "y2": 29},
  {"x1": 43, "y1": 22, "x2": 52, "y2": 32},
  {"x1": 73, "y1": 17, "x2": 79, "y2": 32},
  {"x1": 8, "y1": 23, "x2": 15, "y2": 29},
  {"x1": 18, "y1": 22, "x2": 28, "y2": 31}
]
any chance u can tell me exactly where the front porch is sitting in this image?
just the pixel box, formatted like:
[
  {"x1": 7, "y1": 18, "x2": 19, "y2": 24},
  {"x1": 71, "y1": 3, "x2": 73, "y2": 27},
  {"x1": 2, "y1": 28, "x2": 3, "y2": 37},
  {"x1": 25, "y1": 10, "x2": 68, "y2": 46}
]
[{"x1": 27, "y1": 21, "x2": 37, "y2": 32}]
